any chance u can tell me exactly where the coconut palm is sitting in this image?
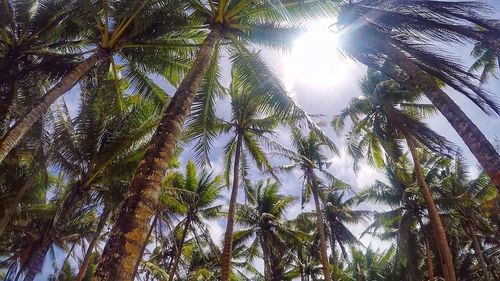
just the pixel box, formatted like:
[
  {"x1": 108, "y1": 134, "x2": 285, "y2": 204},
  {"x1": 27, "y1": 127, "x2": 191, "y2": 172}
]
[
  {"x1": 341, "y1": 246, "x2": 399, "y2": 281},
  {"x1": 323, "y1": 189, "x2": 368, "y2": 279},
  {"x1": 333, "y1": 69, "x2": 457, "y2": 280},
  {"x1": 469, "y1": 41, "x2": 500, "y2": 84},
  {"x1": 278, "y1": 129, "x2": 343, "y2": 281},
  {"x1": 0, "y1": 0, "x2": 193, "y2": 162},
  {"x1": 335, "y1": 0, "x2": 500, "y2": 187},
  {"x1": 95, "y1": 1, "x2": 339, "y2": 279},
  {"x1": 232, "y1": 179, "x2": 300, "y2": 280},
  {"x1": 160, "y1": 161, "x2": 224, "y2": 280}
]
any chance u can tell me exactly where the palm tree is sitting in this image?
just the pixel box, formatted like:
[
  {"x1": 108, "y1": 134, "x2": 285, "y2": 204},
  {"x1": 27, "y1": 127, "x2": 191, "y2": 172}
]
[
  {"x1": 469, "y1": 40, "x2": 499, "y2": 84},
  {"x1": 335, "y1": 0, "x2": 500, "y2": 187},
  {"x1": 279, "y1": 129, "x2": 341, "y2": 281},
  {"x1": 341, "y1": 246, "x2": 399, "y2": 281},
  {"x1": 323, "y1": 189, "x2": 368, "y2": 279},
  {"x1": 95, "y1": 1, "x2": 339, "y2": 279},
  {"x1": 161, "y1": 161, "x2": 223, "y2": 280},
  {"x1": 0, "y1": 0, "x2": 193, "y2": 162},
  {"x1": 333, "y1": 69, "x2": 458, "y2": 280},
  {"x1": 232, "y1": 179, "x2": 299, "y2": 280}
]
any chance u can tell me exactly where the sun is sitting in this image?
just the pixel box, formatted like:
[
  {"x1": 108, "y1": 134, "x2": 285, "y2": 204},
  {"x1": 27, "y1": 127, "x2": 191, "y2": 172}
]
[{"x1": 286, "y1": 21, "x2": 349, "y2": 89}]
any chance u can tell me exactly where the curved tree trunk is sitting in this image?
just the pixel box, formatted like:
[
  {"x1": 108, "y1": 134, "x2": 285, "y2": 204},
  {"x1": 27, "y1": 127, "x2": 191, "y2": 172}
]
[
  {"x1": 167, "y1": 216, "x2": 191, "y2": 281},
  {"x1": 310, "y1": 180, "x2": 332, "y2": 281},
  {"x1": 405, "y1": 137, "x2": 456, "y2": 281},
  {"x1": 385, "y1": 45, "x2": 500, "y2": 188},
  {"x1": 466, "y1": 223, "x2": 492, "y2": 281},
  {"x1": 220, "y1": 132, "x2": 243, "y2": 281},
  {"x1": 93, "y1": 28, "x2": 221, "y2": 281},
  {"x1": 0, "y1": 49, "x2": 106, "y2": 163},
  {"x1": 0, "y1": 177, "x2": 34, "y2": 236},
  {"x1": 425, "y1": 238, "x2": 435, "y2": 281},
  {"x1": 75, "y1": 208, "x2": 111, "y2": 281}
]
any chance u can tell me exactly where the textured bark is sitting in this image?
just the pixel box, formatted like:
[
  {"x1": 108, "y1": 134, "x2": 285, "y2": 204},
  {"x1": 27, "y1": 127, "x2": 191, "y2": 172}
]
[
  {"x1": 425, "y1": 238, "x2": 435, "y2": 281},
  {"x1": 220, "y1": 132, "x2": 243, "y2": 281},
  {"x1": 92, "y1": 28, "x2": 221, "y2": 281},
  {"x1": 0, "y1": 177, "x2": 33, "y2": 236},
  {"x1": 385, "y1": 45, "x2": 500, "y2": 188},
  {"x1": 466, "y1": 224, "x2": 492, "y2": 281},
  {"x1": 311, "y1": 179, "x2": 332, "y2": 281},
  {"x1": 406, "y1": 137, "x2": 456, "y2": 281},
  {"x1": 0, "y1": 49, "x2": 106, "y2": 163},
  {"x1": 22, "y1": 235, "x2": 52, "y2": 281},
  {"x1": 75, "y1": 208, "x2": 111, "y2": 281},
  {"x1": 259, "y1": 233, "x2": 273, "y2": 281},
  {"x1": 329, "y1": 228, "x2": 338, "y2": 281},
  {"x1": 167, "y1": 216, "x2": 191, "y2": 281}
]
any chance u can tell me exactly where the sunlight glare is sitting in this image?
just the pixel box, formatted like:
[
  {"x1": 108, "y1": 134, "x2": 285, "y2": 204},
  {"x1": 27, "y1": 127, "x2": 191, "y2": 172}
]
[{"x1": 286, "y1": 21, "x2": 349, "y2": 89}]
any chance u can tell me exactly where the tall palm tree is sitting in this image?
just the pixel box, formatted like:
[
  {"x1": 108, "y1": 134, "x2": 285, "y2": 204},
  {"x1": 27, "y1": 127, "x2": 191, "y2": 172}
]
[
  {"x1": 0, "y1": 0, "x2": 193, "y2": 162},
  {"x1": 323, "y1": 190, "x2": 368, "y2": 279},
  {"x1": 95, "y1": 1, "x2": 339, "y2": 279},
  {"x1": 232, "y1": 179, "x2": 300, "y2": 280},
  {"x1": 469, "y1": 40, "x2": 499, "y2": 84},
  {"x1": 333, "y1": 69, "x2": 456, "y2": 280},
  {"x1": 335, "y1": 0, "x2": 500, "y2": 186},
  {"x1": 162, "y1": 161, "x2": 223, "y2": 280},
  {"x1": 279, "y1": 129, "x2": 341, "y2": 281}
]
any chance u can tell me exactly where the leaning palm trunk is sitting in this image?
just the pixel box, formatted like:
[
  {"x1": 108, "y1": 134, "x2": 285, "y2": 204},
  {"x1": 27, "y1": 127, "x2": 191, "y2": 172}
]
[
  {"x1": 75, "y1": 208, "x2": 111, "y2": 281},
  {"x1": 22, "y1": 235, "x2": 52, "y2": 281},
  {"x1": 310, "y1": 179, "x2": 332, "y2": 281},
  {"x1": 167, "y1": 216, "x2": 191, "y2": 281},
  {"x1": 405, "y1": 137, "x2": 456, "y2": 281},
  {"x1": 0, "y1": 177, "x2": 34, "y2": 236},
  {"x1": 220, "y1": 133, "x2": 243, "y2": 281},
  {"x1": 0, "y1": 49, "x2": 106, "y2": 163},
  {"x1": 93, "y1": 28, "x2": 221, "y2": 281},
  {"x1": 425, "y1": 238, "x2": 435, "y2": 281},
  {"x1": 385, "y1": 45, "x2": 500, "y2": 188},
  {"x1": 466, "y1": 223, "x2": 492, "y2": 281}
]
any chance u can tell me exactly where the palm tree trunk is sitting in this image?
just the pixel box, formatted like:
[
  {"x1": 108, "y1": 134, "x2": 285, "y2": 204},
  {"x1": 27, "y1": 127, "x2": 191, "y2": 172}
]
[
  {"x1": 310, "y1": 180, "x2": 332, "y2": 281},
  {"x1": 93, "y1": 28, "x2": 221, "y2": 281},
  {"x1": 131, "y1": 215, "x2": 157, "y2": 279},
  {"x1": 425, "y1": 237, "x2": 435, "y2": 281},
  {"x1": 0, "y1": 49, "x2": 106, "y2": 163},
  {"x1": 405, "y1": 137, "x2": 456, "y2": 281},
  {"x1": 385, "y1": 45, "x2": 500, "y2": 188},
  {"x1": 329, "y1": 228, "x2": 338, "y2": 281},
  {"x1": 22, "y1": 235, "x2": 52, "y2": 281},
  {"x1": 259, "y1": 233, "x2": 273, "y2": 281},
  {"x1": 167, "y1": 216, "x2": 191, "y2": 281},
  {"x1": 220, "y1": 132, "x2": 243, "y2": 281},
  {"x1": 0, "y1": 177, "x2": 34, "y2": 236},
  {"x1": 75, "y1": 208, "x2": 111, "y2": 281},
  {"x1": 57, "y1": 242, "x2": 77, "y2": 280},
  {"x1": 466, "y1": 223, "x2": 492, "y2": 281}
]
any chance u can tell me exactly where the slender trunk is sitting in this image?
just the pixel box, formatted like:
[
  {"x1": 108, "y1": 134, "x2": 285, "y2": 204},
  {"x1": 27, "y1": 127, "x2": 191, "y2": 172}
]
[
  {"x1": 329, "y1": 228, "x2": 338, "y2": 281},
  {"x1": 220, "y1": 132, "x2": 243, "y2": 281},
  {"x1": 167, "y1": 216, "x2": 191, "y2": 281},
  {"x1": 259, "y1": 233, "x2": 273, "y2": 281},
  {"x1": 466, "y1": 223, "x2": 492, "y2": 281},
  {"x1": 0, "y1": 49, "x2": 106, "y2": 163},
  {"x1": 22, "y1": 235, "x2": 52, "y2": 281},
  {"x1": 75, "y1": 208, "x2": 111, "y2": 281},
  {"x1": 405, "y1": 137, "x2": 456, "y2": 281},
  {"x1": 385, "y1": 45, "x2": 500, "y2": 188},
  {"x1": 0, "y1": 177, "x2": 33, "y2": 236},
  {"x1": 425, "y1": 238, "x2": 435, "y2": 281},
  {"x1": 310, "y1": 179, "x2": 332, "y2": 281},
  {"x1": 93, "y1": 28, "x2": 221, "y2": 281},
  {"x1": 57, "y1": 242, "x2": 76, "y2": 280}
]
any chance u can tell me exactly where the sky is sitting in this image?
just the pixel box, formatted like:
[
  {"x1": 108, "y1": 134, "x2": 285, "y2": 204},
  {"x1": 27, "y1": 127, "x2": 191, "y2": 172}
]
[{"x1": 38, "y1": 1, "x2": 500, "y2": 279}]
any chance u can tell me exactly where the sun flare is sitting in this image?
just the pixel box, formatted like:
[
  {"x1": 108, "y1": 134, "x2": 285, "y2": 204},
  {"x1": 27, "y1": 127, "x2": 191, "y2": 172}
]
[{"x1": 287, "y1": 21, "x2": 350, "y2": 89}]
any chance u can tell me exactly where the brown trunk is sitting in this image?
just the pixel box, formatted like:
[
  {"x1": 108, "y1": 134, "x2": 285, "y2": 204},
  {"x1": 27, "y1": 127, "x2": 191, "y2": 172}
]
[
  {"x1": 259, "y1": 233, "x2": 273, "y2": 281},
  {"x1": 466, "y1": 224, "x2": 492, "y2": 281},
  {"x1": 220, "y1": 132, "x2": 243, "y2": 281},
  {"x1": 0, "y1": 177, "x2": 34, "y2": 236},
  {"x1": 92, "y1": 28, "x2": 221, "y2": 281},
  {"x1": 329, "y1": 228, "x2": 338, "y2": 281},
  {"x1": 406, "y1": 137, "x2": 456, "y2": 281},
  {"x1": 311, "y1": 178, "x2": 332, "y2": 281},
  {"x1": 167, "y1": 216, "x2": 191, "y2": 281},
  {"x1": 22, "y1": 235, "x2": 52, "y2": 281},
  {"x1": 131, "y1": 215, "x2": 157, "y2": 279},
  {"x1": 0, "y1": 49, "x2": 106, "y2": 163},
  {"x1": 425, "y1": 238, "x2": 435, "y2": 281},
  {"x1": 75, "y1": 208, "x2": 111, "y2": 281},
  {"x1": 385, "y1": 45, "x2": 500, "y2": 188}
]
